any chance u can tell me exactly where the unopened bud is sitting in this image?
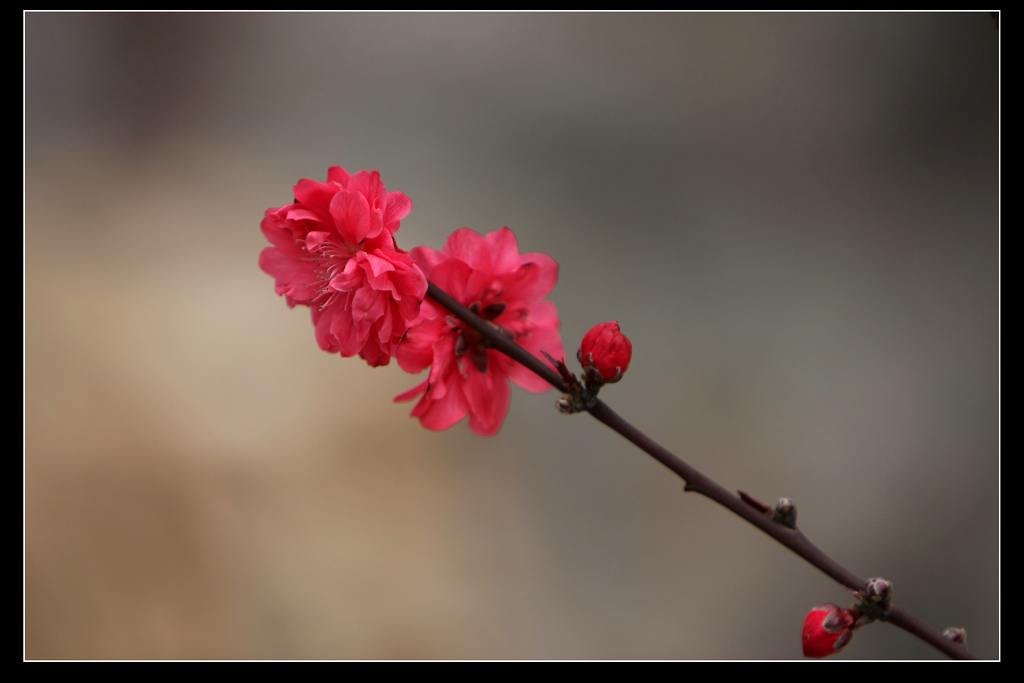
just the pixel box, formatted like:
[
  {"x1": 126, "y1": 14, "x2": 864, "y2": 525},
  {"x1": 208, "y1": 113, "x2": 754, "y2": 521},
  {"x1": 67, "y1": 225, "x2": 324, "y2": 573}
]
[
  {"x1": 774, "y1": 497, "x2": 797, "y2": 528},
  {"x1": 579, "y1": 322, "x2": 632, "y2": 383},
  {"x1": 802, "y1": 603, "x2": 855, "y2": 658},
  {"x1": 862, "y1": 578, "x2": 892, "y2": 605},
  {"x1": 943, "y1": 627, "x2": 967, "y2": 646},
  {"x1": 853, "y1": 577, "x2": 893, "y2": 621}
]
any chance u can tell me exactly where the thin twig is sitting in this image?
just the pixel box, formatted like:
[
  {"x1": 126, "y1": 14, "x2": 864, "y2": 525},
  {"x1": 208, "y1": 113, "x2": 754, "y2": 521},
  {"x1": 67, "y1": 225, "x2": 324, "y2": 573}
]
[{"x1": 425, "y1": 281, "x2": 978, "y2": 660}]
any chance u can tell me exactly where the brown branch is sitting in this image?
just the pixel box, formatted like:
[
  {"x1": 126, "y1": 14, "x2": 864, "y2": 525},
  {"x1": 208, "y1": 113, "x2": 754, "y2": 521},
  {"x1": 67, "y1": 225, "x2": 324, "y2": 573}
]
[{"x1": 425, "y1": 281, "x2": 978, "y2": 660}]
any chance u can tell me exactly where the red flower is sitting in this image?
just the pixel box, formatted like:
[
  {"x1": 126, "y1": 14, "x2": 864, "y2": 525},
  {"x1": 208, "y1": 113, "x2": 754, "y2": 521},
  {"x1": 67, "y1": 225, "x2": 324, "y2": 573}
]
[
  {"x1": 579, "y1": 321, "x2": 632, "y2": 382},
  {"x1": 802, "y1": 603, "x2": 855, "y2": 658},
  {"x1": 395, "y1": 228, "x2": 565, "y2": 435},
  {"x1": 259, "y1": 167, "x2": 427, "y2": 367}
]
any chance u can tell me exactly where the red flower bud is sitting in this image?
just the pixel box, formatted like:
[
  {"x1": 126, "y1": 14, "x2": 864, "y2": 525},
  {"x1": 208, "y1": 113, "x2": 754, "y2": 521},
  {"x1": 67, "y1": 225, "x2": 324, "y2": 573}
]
[
  {"x1": 802, "y1": 603, "x2": 855, "y2": 658},
  {"x1": 578, "y1": 322, "x2": 632, "y2": 382}
]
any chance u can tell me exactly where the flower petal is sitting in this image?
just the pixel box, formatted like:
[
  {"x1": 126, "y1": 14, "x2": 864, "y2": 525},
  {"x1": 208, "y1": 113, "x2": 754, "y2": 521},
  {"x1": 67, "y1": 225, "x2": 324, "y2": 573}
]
[
  {"x1": 359, "y1": 334, "x2": 389, "y2": 367},
  {"x1": 442, "y1": 228, "x2": 486, "y2": 267},
  {"x1": 259, "y1": 246, "x2": 320, "y2": 301},
  {"x1": 329, "y1": 257, "x2": 364, "y2": 292},
  {"x1": 285, "y1": 207, "x2": 325, "y2": 226},
  {"x1": 426, "y1": 334, "x2": 457, "y2": 400},
  {"x1": 501, "y1": 262, "x2": 540, "y2": 304},
  {"x1": 427, "y1": 258, "x2": 475, "y2": 304},
  {"x1": 518, "y1": 252, "x2": 559, "y2": 300},
  {"x1": 410, "y1": 245, "x2": 447, "y2": 280},
  {"x1": 347, "y1": 170, "x2": 386, "y2": 211},
  {"x1": 362, "y1": 251, "x2": 397, "y2": 279},
  {"x1": 259, "y1": 209, "x2": 298, "y2": 248},
  {"x1": 416, "y1": 380, "x2": 470, "y2": 431},
  {"x1": 525, "y1": 299, "x2": 560, "y2": 329},
  {"x1": 313, "y1": 301, "x2": 342, "y2": 353},
  {"x1": 397, "y1": 317, "x2": 447, "y2": 374},
  {"x1": 463, "y1": 360, "x2": 511, "y2": 436},
  {"x1": 329, "y1": 189, "x2": 372, "y2": 244},
  {"x1": 482, "y1": 227, "x2": 521, "y2": 274},
  {"x1": 293, "y1": 178, "x2": 337, "y2": 209},
  {"x1": 383, "y1": 191, "x2": 412, "y2": 232},
  {"x1": 394, "y1": 380, "x2": 428, "y2": 403},
  {"x1": 326, "y1": 166, "x2": 351, "y2": 186},
  {"x1": 305, "y1": 231, "x2": 332, "y2": 254},
  {"x1": 352, "y1": 285, "x2": 387, "y2": 324},
  {"x1": 376, "y1": 302, "x2": 395, "y2": 343}
]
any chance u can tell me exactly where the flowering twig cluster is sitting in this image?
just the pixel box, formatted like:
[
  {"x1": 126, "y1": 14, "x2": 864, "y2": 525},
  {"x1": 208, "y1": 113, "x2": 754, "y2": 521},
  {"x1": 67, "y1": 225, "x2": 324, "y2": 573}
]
[
  {"x1": 802, "y1": 578, "x2": 896, "y2": 657},
  {"x1": 260, "y1": 167, "x2": 977, "y2": 659}
]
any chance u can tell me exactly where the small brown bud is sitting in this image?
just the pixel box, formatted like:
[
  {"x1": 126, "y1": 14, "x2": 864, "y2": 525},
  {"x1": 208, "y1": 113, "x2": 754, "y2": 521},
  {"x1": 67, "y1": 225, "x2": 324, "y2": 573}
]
[
  {"x1": 863, "y1": 577, "x2": 892, "y2": 605},
  {"x1": 774, "y1": 497, "x2": 797, "y2": 528},
  {"x1": 854, "y1": 577, "x2": 893, "y2": 622},
  {"x1": 943, "y1": 627, "x2": 967, "y2": 646},
  {"x1": 556, "y1": 395, "x2": 575, "y2": 413}
]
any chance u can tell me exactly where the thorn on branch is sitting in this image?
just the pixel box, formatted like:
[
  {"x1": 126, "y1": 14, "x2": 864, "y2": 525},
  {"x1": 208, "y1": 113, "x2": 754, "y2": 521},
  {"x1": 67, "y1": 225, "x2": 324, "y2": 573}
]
[{"x1": 738, "y1": 490, "x2": 774, "y2": 516}]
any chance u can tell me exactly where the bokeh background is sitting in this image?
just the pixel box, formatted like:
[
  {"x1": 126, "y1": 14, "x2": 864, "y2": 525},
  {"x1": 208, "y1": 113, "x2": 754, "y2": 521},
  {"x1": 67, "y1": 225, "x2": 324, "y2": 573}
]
[{"x1": 25, "y1": 13, "x2": 999, "y2": 659}]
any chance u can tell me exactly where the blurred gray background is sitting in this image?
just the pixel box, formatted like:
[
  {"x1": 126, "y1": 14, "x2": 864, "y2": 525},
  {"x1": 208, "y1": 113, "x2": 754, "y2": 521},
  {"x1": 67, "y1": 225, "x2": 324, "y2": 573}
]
[{"x1": 25, "y1": 13, "x2": 998, "y2": 659}]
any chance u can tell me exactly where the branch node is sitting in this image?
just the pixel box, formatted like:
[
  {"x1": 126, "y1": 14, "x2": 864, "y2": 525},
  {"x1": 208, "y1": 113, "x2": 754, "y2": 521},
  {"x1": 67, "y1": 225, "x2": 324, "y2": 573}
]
[{"x1": 846, "y1": 578, "x2": 893, "y2": 625}]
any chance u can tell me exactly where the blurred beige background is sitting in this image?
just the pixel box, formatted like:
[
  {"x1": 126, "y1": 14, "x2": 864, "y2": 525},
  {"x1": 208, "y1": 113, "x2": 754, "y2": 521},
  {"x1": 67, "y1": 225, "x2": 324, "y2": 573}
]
[{"x1": 25, "y1": 13, "x2": 998, "y2": 659}]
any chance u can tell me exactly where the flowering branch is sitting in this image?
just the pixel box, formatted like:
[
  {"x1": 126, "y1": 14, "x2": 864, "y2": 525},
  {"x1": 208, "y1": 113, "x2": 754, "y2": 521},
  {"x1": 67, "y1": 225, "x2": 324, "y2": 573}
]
[
  {"x1": 424, "y1": 281, "x2": 979, "y2": 661},
  {"x1": 259, "y1": 166, "x2": 978, "y2": 659}
]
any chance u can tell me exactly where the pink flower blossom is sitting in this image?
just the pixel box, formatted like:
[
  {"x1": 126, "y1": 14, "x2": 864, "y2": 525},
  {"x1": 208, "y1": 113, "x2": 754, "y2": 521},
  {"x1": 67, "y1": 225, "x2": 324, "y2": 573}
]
[
  {"x1": 394, "y1": 228, "x2": 565, "y2": 436},
  {"x1": 259, "y1": 167, "x2": 427, "y2": 367}
]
